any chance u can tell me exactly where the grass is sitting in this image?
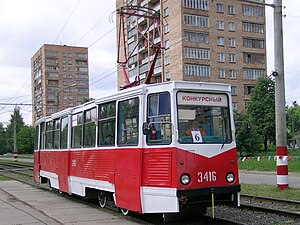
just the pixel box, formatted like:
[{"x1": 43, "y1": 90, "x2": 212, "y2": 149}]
[
  {"x1": 238, "y1": 159, "x2": 300, "y2": 173},
  {"x1": 238, "y1": 148, "x2": 300, "y2": 173},
  {"x1": 0, "y1": 159, "x2": 33, "y2": 167},
  {"x1": 241, "y1": 183, "x2": 300, "y2": 201},
  {"x1": 0, "y1": 176, "x2": 11, "y2": 181},
  {"x1": 1, "y1": 154, "x2": 33, "y2": 159}
]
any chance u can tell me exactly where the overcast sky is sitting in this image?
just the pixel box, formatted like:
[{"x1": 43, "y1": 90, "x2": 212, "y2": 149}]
[{"x1": 0, "y1": 0, "x2": 299, "y2": 126}]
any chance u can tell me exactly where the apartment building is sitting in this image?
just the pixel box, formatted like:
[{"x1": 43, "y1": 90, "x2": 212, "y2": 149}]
[
  {"x1": 31, "y1": 44, "x2": 89, "y2": 124},
  {"x1": 116, "y1": 0, "x2": 267, "y2": 112}
]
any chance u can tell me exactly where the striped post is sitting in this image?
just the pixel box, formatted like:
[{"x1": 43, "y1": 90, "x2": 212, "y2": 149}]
[
  {"x1": 276, "y1": 146, "x2": 288, "y2": 189},
  {"x1": 13, "y1": 151, "x2": 18, "y2": 162}
]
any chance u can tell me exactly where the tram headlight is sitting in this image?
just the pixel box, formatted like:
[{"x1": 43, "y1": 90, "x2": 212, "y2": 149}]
[
  {"x1": 226, "y1": 172, "x2": 235, "y2": 183},
  {"x1": 180, "y1": 174, "x2": 190, "y2": 185}
]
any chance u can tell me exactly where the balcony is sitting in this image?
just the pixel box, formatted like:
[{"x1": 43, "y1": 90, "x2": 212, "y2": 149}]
[
  {"x1": 154, "y1": 37, "x2": 161, "y2": 45},
  {"x1": 141, "y1": 0, "x2": 149, "y2": 7},
  {"x1": 154, "y1": 66, "x2": 162, "y2": 75}
]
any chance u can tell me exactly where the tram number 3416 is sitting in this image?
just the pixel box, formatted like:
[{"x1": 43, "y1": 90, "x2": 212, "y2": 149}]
[{"x1": 198, "y1": 171, "x2": 217, "y2": 183}]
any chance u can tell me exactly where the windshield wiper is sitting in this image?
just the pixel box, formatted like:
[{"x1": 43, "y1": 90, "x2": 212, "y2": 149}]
[{"x1": 221, "y1": 138, "x2": 226, "y2": 149}]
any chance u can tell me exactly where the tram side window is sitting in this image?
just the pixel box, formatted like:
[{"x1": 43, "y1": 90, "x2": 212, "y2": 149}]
[
  {"x1": 147, "y1": 92, "x2": 171, "y2": 145},
  {"x1": 53, "y1": 119, "x2": 60, "y2": 149},
  {"x1": 40, "y1": 122, "x2": 45, "y2": 149},
  {"x1": 60, "y1": 116, "x2": 68, "y2": 149},
  {"x1": 83, "y1": 107, "x2": 97, "y2": 147},
  {"x1": 72, "y1": 113, "x2": 83, "y2": 148},
  {"x1": 98, "y1": 102, "x2": 116, "y2": 146},
  {"x1": 117, "y1": 98, "x2": 139, "y2": 146},
  {"x1": 45, "y1": 121, "x2": 53, "y2": 149}
]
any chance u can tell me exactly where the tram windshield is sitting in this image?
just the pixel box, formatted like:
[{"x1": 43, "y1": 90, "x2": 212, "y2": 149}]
[{"x1": 177, "y1": 92, "x2": 232, "y2": 144}]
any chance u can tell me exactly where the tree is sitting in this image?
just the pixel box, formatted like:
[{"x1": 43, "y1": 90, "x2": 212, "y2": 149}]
[
  {"x1": 17, "y1": 125, "x2": 35, "y2": 154},
  {"x1": 235, "y1": 112, "x2": 262, "y2": 156},
  {"x1": 247, "y1": 77, "x2": 276, "y2": 152},
  {"x1": 5, "y1": 107, "x2": 25, "y2": 152},
  {"x1": 286, "y1": 102, "x2": 300, "y2": 147}
]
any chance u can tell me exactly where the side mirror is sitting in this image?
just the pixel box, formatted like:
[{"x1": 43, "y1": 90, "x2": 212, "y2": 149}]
[{"x1": 143, "y1": 122, "x2": 150, "y2": 135}]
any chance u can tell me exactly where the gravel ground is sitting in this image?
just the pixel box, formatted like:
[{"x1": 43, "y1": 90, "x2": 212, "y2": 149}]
[{"x1": 206, "y1": 205, "x2": 300, "y2": 225}]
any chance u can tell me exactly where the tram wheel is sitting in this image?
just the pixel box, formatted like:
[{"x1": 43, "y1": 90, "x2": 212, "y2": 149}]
[
  {"x1": 120, "y1": 208, "x2": 130, "y2": 216},
  {"x1": 98, "y1": 191, "x2": 107, "y2": 208}
]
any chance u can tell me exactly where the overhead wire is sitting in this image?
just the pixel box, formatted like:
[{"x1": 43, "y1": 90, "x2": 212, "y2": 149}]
[
  {"x1": 75, "y1": 2, "x2": 116, "y2": 45},
  {"x1": 53, "y1": 0, "x2": 82, "y2": 44}
]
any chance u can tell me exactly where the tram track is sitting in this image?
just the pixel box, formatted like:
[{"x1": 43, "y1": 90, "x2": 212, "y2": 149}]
[
  {"x1": 0, "y1": 161, "x2": 299, "y2": 224},
  {"x1": 240, "y1": 194, "x2": 300, "y2": 219}
]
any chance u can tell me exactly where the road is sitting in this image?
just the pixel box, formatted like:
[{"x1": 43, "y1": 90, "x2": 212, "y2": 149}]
[{"x1": 239, "y1": 170, "x2": 300, "y2": 188}]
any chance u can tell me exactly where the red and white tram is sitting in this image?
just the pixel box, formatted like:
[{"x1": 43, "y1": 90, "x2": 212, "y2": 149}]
[{"x1": 34, "y1": 81, "x2": 240, "y2": 215}]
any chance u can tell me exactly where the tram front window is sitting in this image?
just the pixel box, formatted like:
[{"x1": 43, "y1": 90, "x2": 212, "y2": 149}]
[{"x1": 177, "y1": 92, "x2": 232, "y2": 144}]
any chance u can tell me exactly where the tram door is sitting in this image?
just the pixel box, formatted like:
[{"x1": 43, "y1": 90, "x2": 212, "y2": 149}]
[
  {"x1": 57, "y1": 116, "x2": 70, "y2": 193},
  {"x1": 115, "y1": 97, "x2": 142, "y2": 213}
]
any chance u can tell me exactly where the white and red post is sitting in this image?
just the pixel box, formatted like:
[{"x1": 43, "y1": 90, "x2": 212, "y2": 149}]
[
  {"x1": 273, "y1": 0, "x2": 288, "y2": 190},
  {"x1": 276, "y1": 146, "x2": 288, "y2": 189}
]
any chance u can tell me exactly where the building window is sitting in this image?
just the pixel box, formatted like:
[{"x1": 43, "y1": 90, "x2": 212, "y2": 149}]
[
  {"x1": 164, "y1": 7, "x2": 169, "y2": 17},
  {"x1": 242, "y1": 21, "x2": 264, "y2": 33},
  {"x1": 229, "y1": 53, "x2": 236, "y2": 63},
  {"x1": 228, "y1": 5, "x2": 235, "y2": 15},
  {"x1": 216, "y1": 3, "x2": 223, "y2": 13},
  {"x1": 228, "y1": 38, "x2": 236, "y2": 47},
  {"x1": 184, "y1": 31, "x2": 209, "y2": 44},
  {"x1": 184, "y1": 47, "x2": 210, "y2": 59},
  {"x1": 243, "y1": 38, "x2": 264, "y2": 49},
  {"x1": 232, "y1": 102, "x2": 237, "y2": 112},
  {"x1": 231, "y1": 86, "x2": 237, "y2": 96},
  {"x1": 243, "y1": 53, "x2": 265, "y2": 64},
  {"x1": 217, "y1": 53, "x2": 225, "y2": 62},
  {"x1": 166, "y1": 71, "x2": 171, "y2": 81},
  {"x1": 244, "y1": 85, "x2": 255, "y2": 95},
  {"x1": 217, "y1": 37, "x2": 224, "y2": 46},
  {"x1": 229, "y1": 69, "x2": 236, "y2": 79},
  {"x1": 218, "y1": 68, "x2": 225, "y2": 78},
  {"x1": 46, "y1": 66, "x2": 59, "y2": 71},
  {"x1": 165, "y1": 55, "x2": 170, "y2": 65},
  {"x1": 242, "y1": 4, "x2": 264, "y2": 17},
  {"x1": 165, "y1": 40, "x2": 170, "y2": 49},
  {"x1": 184, "y1": 14, "x2": 209, "y2": 27},
  {"x1": 184, "y1": 64, "x2": 210, "y2": 77},
  {"x1": 243, "y1": 68, "x2": 265, "y2": 80},
  {"x1": 183, "y1": 0, "x2": 209, "y2": 11},
  {"x1": 75, "y1": 52, "x2": 88, "y2": 58},
  {"x1": 228, "y1": 22, "x2": 235, "y2": 31},
  {"x1": 164, "y1": 24, "x2": 169, "y2": 33},
  {"x1": 45, "y1": 51, "x2": 58, "y2": 57},
  {"x1": 217, "y1": 20, "x2": 225, "y2": 30}
]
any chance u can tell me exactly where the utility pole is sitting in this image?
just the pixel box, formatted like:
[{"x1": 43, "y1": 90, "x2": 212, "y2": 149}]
[
  {"x1": 13, "y1": 107, "x2": 18, "y2": 161},
  {"x1": 273, "y1": 0, "x2": 288, "y2": 189}
]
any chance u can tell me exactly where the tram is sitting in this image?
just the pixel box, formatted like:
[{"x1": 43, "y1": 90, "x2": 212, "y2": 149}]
[{"x1": 34, "y1": 81, "x2": 240, "y2": 215}]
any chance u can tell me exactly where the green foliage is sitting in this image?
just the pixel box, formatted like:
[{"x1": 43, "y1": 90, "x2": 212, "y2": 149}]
[
  {"x1": 286, "y1": 102, "x2": 300, "y2": 146},
  {"x1": 235, "y1": 112, "x2": 262, "y2": 156},
  {"x1": 246, "y1": 77, "x2": 276, "y2": 151},
  {"x1": 0, "y1": 108, "x2": 35, "y2": 154},
  {"x1": 238, "y1": 156, "x2": 300, "y2": 172},
  {"x1": 17, "y1": 125, "x2": 35, "y2": 154}
]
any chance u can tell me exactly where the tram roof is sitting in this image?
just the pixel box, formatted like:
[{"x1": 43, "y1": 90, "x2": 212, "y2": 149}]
[{"x1": 35, "y1": 81, "x2": 231, "y2": 126}]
